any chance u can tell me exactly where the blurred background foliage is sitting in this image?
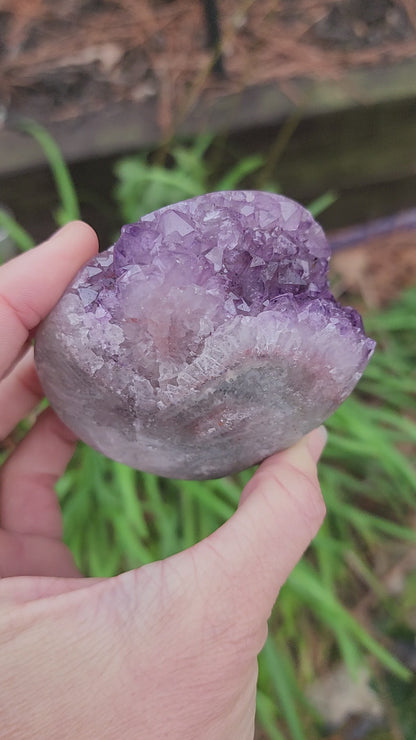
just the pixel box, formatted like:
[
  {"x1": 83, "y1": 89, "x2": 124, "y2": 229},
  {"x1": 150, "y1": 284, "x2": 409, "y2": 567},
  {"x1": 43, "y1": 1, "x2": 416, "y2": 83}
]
[{"x1": 1, "y1": 122, "x2": 415, "y2": 740}]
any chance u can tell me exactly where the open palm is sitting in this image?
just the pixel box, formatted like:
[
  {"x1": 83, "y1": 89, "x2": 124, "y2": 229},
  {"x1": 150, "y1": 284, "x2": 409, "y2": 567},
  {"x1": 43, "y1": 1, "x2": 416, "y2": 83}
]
[{"x1": 0, "y1": 223, "x2": 326, "y2": 738}]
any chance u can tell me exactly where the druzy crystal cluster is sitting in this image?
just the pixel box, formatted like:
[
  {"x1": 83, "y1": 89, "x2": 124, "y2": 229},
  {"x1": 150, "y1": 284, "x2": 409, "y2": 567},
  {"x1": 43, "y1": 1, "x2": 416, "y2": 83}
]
[{"x1": 35, "y1": 191, "x2": 375, "y2": 479}]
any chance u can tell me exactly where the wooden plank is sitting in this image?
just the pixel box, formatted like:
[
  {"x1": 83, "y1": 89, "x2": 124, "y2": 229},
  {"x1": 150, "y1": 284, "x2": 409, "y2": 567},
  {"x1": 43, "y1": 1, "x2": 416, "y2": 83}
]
[{"x1": 1, "y1": 58, "x2": 416, "y2": 177}]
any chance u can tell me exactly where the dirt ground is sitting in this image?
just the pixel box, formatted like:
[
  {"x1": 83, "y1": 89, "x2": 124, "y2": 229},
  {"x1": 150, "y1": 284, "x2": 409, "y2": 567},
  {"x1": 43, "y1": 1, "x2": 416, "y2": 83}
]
[
  {"x1": 1, "y1": 0, "x2": 416, "y2": 134},
  {"x1": 330, "y1": 227, "x2": 416, "y2": 308}
]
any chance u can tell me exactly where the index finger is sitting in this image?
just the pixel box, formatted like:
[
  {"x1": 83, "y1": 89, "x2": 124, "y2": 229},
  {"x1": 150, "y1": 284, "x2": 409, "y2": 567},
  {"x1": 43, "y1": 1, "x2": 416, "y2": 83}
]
[{"x1": 0, "y1": 221, "x2": 98, "y2": 380}]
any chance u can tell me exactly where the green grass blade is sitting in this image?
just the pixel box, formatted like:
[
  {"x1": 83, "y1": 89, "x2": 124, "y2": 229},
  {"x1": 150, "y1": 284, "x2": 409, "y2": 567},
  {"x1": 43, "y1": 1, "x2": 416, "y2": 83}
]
[
  {"x1": 262, "y1": 637, "x2": 307, "y2": 740},
  {"x1": 18, "y1": 119, "x2": 80, "y2": 224},
  {"x1": 0, "y1": 208, "x2": 35, "y2": 252},
  {"x1": 290, "y1": 564, "x2": 411, "y2": 681},
  {"x1": 180, "y1": 490, "x2": 197, "y2": 549},
  {"x1": 216, "y1": 155, "x2": 265, "y2": 190},
  {"x1": 112, "y1": 463, "x2": 149, "y2": 540},
  {"x1": 112, "y1": 513, "x2": 153, "y2": 568},
  {"x1": 179, "y1": 480, "x2": 234, "y2": 520},
  {"x1": 141, "y1": 474, "x2": 177, "y2": 558},
  {"x1": 256, "y1": 690, "x2": 286, "y2": 740},
  {"x1": 307, "y1": 190, "x2": 337, "y2": 217},
  {"x1": 209, "y1": 476, "x2": 241, "y2": 507}
]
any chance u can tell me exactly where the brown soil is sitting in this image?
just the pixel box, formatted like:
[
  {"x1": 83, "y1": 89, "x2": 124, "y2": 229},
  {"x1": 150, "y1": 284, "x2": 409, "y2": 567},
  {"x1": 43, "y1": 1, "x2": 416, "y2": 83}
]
[
  {"x1": 1, "y1": 0, "x2": 416, "y2": 135},
  {"x1": 330, "y1": 228, "x2": 416, "y2": 308}
]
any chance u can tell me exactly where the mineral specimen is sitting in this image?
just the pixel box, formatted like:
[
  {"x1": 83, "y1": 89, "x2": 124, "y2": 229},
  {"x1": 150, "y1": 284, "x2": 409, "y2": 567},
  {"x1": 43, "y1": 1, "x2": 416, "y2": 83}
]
[{"x1": 35, "y1": 191, "x2": 375, "y2": 479}]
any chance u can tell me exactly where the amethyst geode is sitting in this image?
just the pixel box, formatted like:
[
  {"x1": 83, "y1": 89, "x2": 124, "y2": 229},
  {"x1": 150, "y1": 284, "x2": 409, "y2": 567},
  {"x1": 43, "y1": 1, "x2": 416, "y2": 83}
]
[{"x1": 35, "y1": 191, "x2": 375, "y2": 479}]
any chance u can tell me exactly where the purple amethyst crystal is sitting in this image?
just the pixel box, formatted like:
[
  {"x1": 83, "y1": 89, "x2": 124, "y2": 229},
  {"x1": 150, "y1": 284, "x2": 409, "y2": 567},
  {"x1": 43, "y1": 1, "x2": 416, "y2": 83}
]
[{"x1": 35, "y1": 191, "x2": 375, "y2": 479}]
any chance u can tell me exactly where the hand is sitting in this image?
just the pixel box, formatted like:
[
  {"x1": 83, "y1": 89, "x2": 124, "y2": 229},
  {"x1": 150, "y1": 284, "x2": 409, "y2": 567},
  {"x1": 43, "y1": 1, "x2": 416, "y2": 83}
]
[{"x1": 0, "y1": 223, "x2": 326, "y2": 739}]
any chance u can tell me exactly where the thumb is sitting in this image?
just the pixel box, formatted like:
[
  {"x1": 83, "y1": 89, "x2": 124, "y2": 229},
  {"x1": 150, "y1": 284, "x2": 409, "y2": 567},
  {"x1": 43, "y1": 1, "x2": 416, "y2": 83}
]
[{"x1": 193, "y1": 427, "x2": 327, "y2": 622}]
